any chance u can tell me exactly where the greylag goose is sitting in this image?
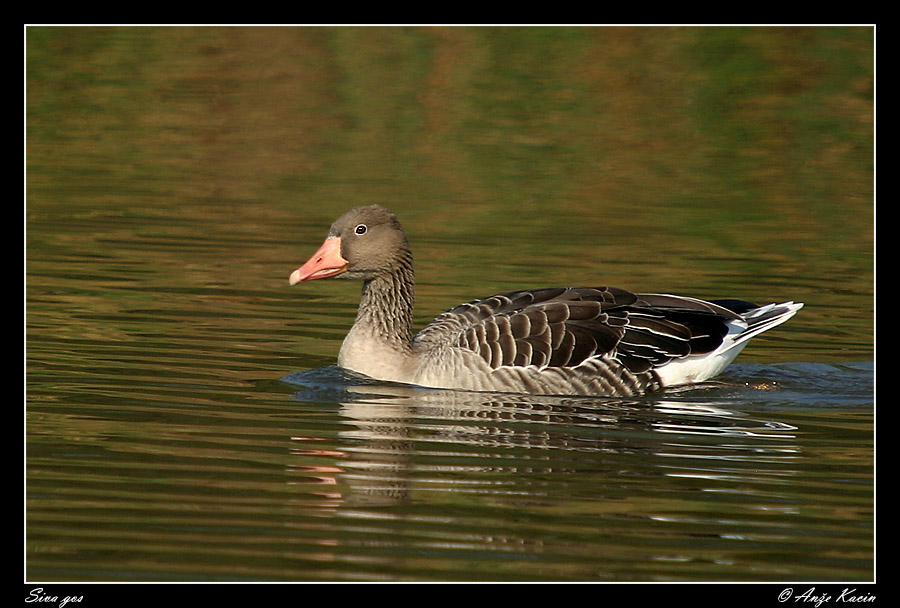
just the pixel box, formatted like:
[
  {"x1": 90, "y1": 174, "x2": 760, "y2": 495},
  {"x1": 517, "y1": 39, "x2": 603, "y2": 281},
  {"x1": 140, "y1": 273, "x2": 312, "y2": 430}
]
[{"x1": 289, "y1": 205, "x2": 803, "y2": 397}]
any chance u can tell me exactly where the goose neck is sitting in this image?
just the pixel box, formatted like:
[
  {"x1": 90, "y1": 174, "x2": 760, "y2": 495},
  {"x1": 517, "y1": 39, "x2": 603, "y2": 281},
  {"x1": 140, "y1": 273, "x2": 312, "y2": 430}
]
[{"x1": 355, "y1": 260, "x2": 415, "y2": 352}]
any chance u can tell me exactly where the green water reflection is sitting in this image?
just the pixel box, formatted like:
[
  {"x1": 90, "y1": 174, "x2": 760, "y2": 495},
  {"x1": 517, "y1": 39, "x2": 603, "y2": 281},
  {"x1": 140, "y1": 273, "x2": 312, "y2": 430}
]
[{"x1": 26, "y1": 26, "x2": 873, "y2": 582}]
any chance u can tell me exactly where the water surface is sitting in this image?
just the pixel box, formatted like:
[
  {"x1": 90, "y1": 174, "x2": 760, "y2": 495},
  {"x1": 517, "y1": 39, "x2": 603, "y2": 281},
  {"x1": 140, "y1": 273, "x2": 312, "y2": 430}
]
[{"x1": 26, "y1": 26, "x2": 874, "y2": 583}]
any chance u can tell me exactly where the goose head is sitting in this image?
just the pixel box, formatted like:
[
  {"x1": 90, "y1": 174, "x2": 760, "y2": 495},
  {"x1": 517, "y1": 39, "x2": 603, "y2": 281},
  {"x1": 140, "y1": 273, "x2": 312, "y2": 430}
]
[{"x1": 289, "y1": 205, "x2": 410, "y2": 285}]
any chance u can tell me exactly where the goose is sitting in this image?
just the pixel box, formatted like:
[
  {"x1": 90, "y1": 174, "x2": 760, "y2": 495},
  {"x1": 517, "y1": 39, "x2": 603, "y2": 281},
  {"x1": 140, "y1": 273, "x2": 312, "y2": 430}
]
[{"x1": 289, "y1": 205, "x2": 803, "y2": 397}]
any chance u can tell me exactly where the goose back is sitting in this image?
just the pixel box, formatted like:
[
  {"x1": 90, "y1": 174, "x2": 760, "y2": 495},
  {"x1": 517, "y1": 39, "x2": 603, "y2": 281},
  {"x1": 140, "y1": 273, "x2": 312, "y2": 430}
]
[{"x1": 411, "y1": 287, "x2": 769, "y2": 395}]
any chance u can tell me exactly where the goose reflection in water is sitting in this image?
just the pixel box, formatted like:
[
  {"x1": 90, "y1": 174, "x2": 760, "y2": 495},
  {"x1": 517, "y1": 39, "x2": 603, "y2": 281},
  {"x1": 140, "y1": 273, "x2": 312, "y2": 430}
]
[{"x1": 281, "y1": 368, "x2": 799, "y2": 509}]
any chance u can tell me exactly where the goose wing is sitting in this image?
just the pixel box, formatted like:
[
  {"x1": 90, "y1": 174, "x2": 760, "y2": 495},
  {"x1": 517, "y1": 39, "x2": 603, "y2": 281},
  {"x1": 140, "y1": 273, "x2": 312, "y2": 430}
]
[{"x1": 415, "y1": 287, "x2": 745, "y2": 374}]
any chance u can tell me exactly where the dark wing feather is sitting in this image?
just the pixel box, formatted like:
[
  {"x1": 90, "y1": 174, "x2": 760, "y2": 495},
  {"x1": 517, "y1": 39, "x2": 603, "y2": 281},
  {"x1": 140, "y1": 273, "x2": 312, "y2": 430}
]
[{"x1": 415, "y1": 287, "x2": 747, "y2": 373}]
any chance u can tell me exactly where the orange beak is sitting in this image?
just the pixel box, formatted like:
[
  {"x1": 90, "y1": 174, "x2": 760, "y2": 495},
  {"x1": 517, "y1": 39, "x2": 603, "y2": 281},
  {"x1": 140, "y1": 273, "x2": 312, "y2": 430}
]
[{"x1": 289, "y1": 237, "x2": 348, "y2": 284}]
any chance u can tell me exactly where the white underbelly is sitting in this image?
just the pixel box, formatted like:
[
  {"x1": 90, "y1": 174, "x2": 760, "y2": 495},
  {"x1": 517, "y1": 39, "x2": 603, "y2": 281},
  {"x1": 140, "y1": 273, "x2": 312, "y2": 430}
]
[{"x1": 338, "y1": 327, "x2": 414, "y2": 384}]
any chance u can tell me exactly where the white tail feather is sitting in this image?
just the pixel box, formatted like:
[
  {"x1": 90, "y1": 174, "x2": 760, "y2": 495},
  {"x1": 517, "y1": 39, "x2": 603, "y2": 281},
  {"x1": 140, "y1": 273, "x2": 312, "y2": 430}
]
[{"x1": 655, "y1": 301, "x2": 804, "y2": 387}]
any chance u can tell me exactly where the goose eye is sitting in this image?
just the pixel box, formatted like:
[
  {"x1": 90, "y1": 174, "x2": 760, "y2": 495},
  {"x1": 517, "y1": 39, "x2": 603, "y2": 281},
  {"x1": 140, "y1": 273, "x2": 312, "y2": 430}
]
[{"x1": 354, "y1": 224, "x2": 368, "y2": 235}]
